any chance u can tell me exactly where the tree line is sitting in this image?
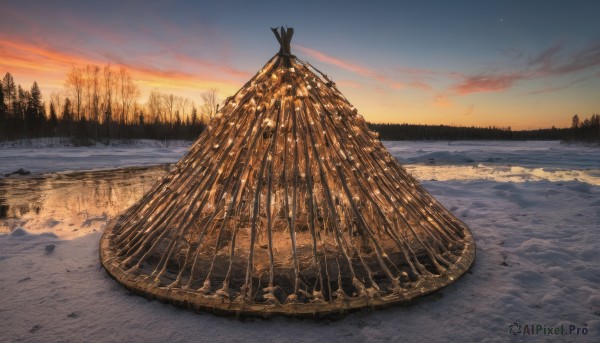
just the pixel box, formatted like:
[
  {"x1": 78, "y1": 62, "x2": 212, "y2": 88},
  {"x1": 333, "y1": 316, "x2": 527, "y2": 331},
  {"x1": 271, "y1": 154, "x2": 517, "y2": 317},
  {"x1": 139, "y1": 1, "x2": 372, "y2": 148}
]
[
  {"x1": 367, "y1": 123, "x2": 562, "y2": 140},
  {"x1": 369, "y1": 115, "x2": 599, "y2": 142},
  {"x1": 570, "y1": 114, "x2": 600, "y2": 141},
  {"x1": 0, "y1": 67, "x2": 219, "y2": 145},
  {"x1": 1, "y1": 68, "x2": 598, "y2": 144}
]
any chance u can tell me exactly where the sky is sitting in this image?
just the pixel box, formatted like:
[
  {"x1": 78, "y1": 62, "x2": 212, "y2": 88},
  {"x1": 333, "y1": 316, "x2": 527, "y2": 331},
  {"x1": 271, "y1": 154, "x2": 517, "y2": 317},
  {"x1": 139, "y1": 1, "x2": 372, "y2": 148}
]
[{"x1": 1, "y1": 0, "x2": 599, "y2": 129}]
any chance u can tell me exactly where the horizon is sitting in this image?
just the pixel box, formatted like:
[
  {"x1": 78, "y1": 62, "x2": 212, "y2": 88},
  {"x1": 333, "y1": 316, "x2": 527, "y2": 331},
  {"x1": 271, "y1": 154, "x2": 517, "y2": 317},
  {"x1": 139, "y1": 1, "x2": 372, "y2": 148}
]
[{"x1": 2, "y1": 0, "x2": 600, "y2": 130}]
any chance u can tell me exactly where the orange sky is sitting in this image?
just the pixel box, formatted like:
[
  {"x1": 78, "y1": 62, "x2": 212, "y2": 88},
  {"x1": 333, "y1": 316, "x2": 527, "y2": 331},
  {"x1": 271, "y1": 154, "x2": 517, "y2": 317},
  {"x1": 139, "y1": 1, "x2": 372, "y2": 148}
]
[
  {"x1": 0, "y1": 39, "x2": 247, "y2": 106},
  {"x1": 1, "y1": 1, "x2": 599, "y2": 129}
]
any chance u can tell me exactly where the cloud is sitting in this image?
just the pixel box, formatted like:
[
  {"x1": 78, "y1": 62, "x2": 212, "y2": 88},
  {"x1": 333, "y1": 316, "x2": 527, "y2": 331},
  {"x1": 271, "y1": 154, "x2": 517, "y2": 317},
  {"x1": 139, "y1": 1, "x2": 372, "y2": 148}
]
[
  {"x1": 519, "y1": 74, "x2": 596, "y2": 96},
  {"x1": 545, "y1": 42, "x2": 600, "y2": 75},
  {"x1": 295, "y1": 45, "x2": 403, "y2": 89},
  {"x1": 450, "y1": 42, "x2": 600, "y2": 96},
  {"x1": 452, "y1": 72, "x2": 526, "y2": 95},
  {"x1": 0, "y1": 39, "x2": 97, "y2": 69},
  {"x1": 528, "y1": 43, "x2": 563, "y2": 69},
  {"x1": 0, "y1": 38, "x2": 247, "y2": 100}
]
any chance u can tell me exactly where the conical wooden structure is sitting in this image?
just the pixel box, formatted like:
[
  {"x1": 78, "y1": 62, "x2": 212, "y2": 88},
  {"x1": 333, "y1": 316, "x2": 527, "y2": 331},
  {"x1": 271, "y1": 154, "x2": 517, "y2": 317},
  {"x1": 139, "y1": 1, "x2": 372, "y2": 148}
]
[{"x1": 100, "y1": 27, "x2": 475, "y2": 317}]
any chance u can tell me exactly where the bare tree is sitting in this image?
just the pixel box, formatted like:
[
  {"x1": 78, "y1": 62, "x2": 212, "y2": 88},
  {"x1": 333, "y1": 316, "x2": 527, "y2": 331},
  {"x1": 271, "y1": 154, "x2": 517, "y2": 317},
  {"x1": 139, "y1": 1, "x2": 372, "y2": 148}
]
[
  {"x1": 102, "y1": 64, "x2": 115, "y2": 143},
  {"x1": 117, "y1": 66, "x2": 139, "y2": 125},
  {"x1": 200, "y1": 88, "x2": 219, "y2": 122},
  {"x1": 147, "y1": 90, "x2": 164, "y2": 124},
  {"x1": 65, "y1": 66, "x2": 84, "y2": 121},
  {"x1": 84, "y1": 65, "x2": 93, "y2": 122},
  {"x1": 175, "y1": 96, "x2": 191, "y2": 123},
  {"x1": 163, "y1": 93, "x2": 175, "y2": 126},
  {"x1": 91, "y1": 65, "x2": 101, "y2": 140},
  {"x1": 49, "y1": 92, "x2": 63, "y2": 119},
  {"x1": 2, "y1": 72, "x2": 17, "y2": 114}
]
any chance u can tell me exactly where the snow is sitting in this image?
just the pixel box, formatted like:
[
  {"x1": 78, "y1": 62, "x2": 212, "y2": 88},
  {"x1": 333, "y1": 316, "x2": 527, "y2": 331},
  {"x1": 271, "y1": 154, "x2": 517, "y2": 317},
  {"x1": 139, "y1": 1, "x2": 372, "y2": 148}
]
[
  {"x1": 0, "y1": 139, "x2": 191, "y2": 175},
  {"x1": 1, "y1": 140, "x2": 599, "y2": 342}
]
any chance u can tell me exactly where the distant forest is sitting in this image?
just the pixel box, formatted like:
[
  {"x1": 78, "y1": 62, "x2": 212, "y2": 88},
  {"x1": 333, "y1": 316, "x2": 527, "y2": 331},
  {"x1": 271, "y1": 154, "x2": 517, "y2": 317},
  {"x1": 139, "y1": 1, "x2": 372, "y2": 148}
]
[
  {"x1": 1, "y1": 69, "x2": 599, "y2": 144},
  {"x1": 369, "y1": 114, "x2": 600, "y2": 142}
]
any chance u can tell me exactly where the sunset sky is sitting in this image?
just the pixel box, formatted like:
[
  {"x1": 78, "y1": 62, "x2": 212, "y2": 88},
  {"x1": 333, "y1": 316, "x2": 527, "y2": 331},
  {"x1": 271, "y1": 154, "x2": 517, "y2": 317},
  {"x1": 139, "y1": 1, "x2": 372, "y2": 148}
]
[{"x1": 1, "y1": 0, "x2": 599, "y2": 129}]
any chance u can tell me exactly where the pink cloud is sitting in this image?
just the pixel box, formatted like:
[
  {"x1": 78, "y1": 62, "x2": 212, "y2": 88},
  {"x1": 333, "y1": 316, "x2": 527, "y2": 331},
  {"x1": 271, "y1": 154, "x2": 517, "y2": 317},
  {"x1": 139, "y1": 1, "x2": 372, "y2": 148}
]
[
  {"x1": 452, "y1": 73, "x2": 526, "y2": 95},
  {"x1": 296, "y1": 45, "x2": 373, "y2": 76},
  {"x1": 295, "y1": 45, "x2": 404, "y2": 90},
  {"x1": 451, "y1": 42, "x2": 600, "y2": 96},
  {"x1": 0, "y1": 38, "x2": 246, "y2": 101}
]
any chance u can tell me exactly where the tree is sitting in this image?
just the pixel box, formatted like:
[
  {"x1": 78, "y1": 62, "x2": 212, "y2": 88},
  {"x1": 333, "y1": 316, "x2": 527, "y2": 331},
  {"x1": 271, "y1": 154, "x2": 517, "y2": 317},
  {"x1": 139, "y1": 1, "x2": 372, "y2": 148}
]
[
  {"x1": 2, "y1": 72, "x2": 17, "y2": 114},
  {"x1": 49, "y1": 102, "x2": 58, "y2": 135},
  {"x1": 175, "y1": 110, "x2": 181, "y2": 127},
  {"x1": 30, "y1": 82, "x2": 43, "y2": 130},
  {"x1": 62, "y1": 97, "x2": 73, "y2": 122},
  {"x1": 89, "y1": 65, "x2": 101, "y2": 140},
  {"x1": 16, "y1": 85, "x2": 30, "y2": 138},
  {"x1": 117, "y1": 66, "x2": 139, "y2": 126},
  {"x1": 0, "y1": 83, "x2": 5, "y2": 139},
  {"x1": 191, "y1": 106, "x2": 198, "y2": 126},
  {"x1": 102, "y1": 64, "x2": 115, "y2": 143},
  {"x1": 176, "y1": 96, "x2": 190, "y2": 123},
  {"x1": 163, "y1": 93, "x2": 175, "y2": 126},
  {"x1": 62, "y1": 97, "x2": 73, "y2": 138},
  {"x1": 147, "y1": 90, "x2": 164, "y2": 124},
  {"x1": 66, "y1": 66, "x2": 84, "y2": 121},
  {"x1": 25, "y1": 82, "x2": 43, "y2": 137},
  {"x1": 29, "y1": 82, "x2": 42, "y2": 112},
  {"x1": 201, "y1": 88, "x2": 219, "y2": 122},
  {"x1": 571, "y1": 114, "x2": 580, "y2": 129}
]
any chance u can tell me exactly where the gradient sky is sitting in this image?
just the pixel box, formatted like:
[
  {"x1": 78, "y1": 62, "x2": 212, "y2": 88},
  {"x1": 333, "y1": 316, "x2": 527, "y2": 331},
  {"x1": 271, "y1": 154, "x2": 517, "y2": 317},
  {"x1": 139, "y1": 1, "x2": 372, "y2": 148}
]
[{"x1": 1, "y1": 0, "x2": 599, "y2": 129}]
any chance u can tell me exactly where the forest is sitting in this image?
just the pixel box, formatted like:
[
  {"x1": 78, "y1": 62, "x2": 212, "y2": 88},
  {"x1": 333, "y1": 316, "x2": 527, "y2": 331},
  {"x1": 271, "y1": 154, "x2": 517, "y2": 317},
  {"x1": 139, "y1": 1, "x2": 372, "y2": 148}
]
[
  {"x1": 1, "y1": 69, "x2": 599, "y2": 144},
  {"x1": 369, "y1": 116, "x2": 600, "y2": 141},
  {"x1": 0, "y1": 67, "x2": 215, "y2": 144}
]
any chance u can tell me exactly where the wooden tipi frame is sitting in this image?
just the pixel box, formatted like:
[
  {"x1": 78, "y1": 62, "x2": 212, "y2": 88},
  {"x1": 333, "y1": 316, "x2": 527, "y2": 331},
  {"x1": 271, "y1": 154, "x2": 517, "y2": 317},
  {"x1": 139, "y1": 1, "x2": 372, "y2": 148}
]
[{"x1": 100, "y1": 27, "x2": 475, "y2": 318}]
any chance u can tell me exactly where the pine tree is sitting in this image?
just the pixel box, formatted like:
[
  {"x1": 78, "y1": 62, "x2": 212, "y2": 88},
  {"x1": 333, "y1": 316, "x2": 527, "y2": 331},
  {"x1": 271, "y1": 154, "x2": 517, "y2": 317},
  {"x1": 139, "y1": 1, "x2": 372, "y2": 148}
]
[
  {"x1": 191, "y1": 107, "x2": 198, "y2": 125},
  {"x1": 49, "y1": 102, "x2": 58, "y2": 133},
  {"x1": 27, "y1": 82, "x2": 43, "y2": 136},
  {"x1": 63, "y1": 97, "x2": 73, "y2": 122},
  {"x1": 16, "y1": 85, "x2": 30, "y2": 138},
  {"x1": 30, "y1": 82, "x2": 42, "y2": 113},
  {"x1": 2, "y1": 73, "x2": 16, "y2": 114},
  {"x1": 50, "y1": 103, "x2": 58, "y2": 127},
  {"x1": 0, "y1": 83, "x2": 5, "y2": 140}
]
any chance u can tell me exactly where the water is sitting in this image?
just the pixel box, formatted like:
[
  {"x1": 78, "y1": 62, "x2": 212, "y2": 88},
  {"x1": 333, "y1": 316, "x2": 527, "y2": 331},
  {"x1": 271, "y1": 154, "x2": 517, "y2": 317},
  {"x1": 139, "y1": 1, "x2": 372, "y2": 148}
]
[
  {"x1": 2, "y1": 140, "x2": 599, "y2": 237},
  {"x1": 0, "y1": 165, "x2": 170, "y2": 238}
]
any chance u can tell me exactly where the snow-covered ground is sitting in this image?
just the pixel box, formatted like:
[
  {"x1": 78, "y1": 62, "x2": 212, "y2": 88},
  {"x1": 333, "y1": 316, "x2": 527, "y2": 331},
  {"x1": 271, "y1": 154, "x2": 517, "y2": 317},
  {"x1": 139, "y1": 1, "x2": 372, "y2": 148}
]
[
  {"x1": 0, "y1": 139, "x2": 191, "y2": 175},
  {"x1": 1, "y1": 140, "x2": 599, "y2": 342}
]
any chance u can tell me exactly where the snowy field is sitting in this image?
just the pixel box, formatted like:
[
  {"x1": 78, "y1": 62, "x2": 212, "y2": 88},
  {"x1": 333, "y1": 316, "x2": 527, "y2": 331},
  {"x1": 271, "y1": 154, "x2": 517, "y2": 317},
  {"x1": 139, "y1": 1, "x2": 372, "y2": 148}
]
[
  {"x1": 0, "y1": 139, "x2": 191, "y2": 175},
  {"x1": 1, "y1": 140, "x2": 599, "y2": 342}
]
